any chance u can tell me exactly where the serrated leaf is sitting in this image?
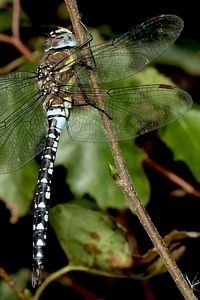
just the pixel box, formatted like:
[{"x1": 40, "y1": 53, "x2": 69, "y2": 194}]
[
  {"x1": 50, "y1": 203, "x2": 133, "y2": 271},
  {"x1": 161, "y1": 105, "x2": 200, "y2": 181}
]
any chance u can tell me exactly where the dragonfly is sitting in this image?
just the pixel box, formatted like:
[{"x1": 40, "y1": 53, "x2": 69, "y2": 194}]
[{"x1": 0, "y1": 14, "x2": 192, "y2": 287}]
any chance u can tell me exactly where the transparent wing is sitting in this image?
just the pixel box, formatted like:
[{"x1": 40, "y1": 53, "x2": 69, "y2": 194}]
[
  {"x1": 67, "y1": 84, "x2": 192, "y2": 142},
  {"x1": 0, "y1": 14, "x2": 188, "y2": 173},
  {"x1": 0, "y1": 72, "x2": 47, "y2": 173},
  {"x1": 75, "y1": 14, "x2": 183, "y2": 85}
]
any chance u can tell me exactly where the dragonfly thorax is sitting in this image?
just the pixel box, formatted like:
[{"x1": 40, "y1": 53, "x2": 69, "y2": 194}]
[
  {"x1": 44, "y1": 27, "x2": 77, "y2": 53},
  {"x1": 38, "y1": 63, "x2": 62, "y2": 96}
]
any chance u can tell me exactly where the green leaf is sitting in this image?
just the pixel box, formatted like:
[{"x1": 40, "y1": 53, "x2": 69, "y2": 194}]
[
  {"x1": 56, "y1": 136, "x2": 149, "y2": 209},
  {"x1": 161, "y1": 105, "x2": 200, "y2": 181},
  {"x1": 0, "y1": 161, "x2": 38, "y2": 222},
  {"x1": 0, "y1": 8, "x2": 31, "y2": 31},
  {"x1": 50, "y1": 205, "x2": 199, "y2": 280},
  {"x1": 126, "y1": 66, "x2": 175, "y2": 86},
  {"x1": 102, "y1": 66, "x2": 175, "y2": 90},
  {"x1": 54, "y1": 66, "x2": 185, "y2": 209},
  {"x1": 0, "y1": 8, "x2": 12, "y2": 31},
  {"x1": 156, "y1": 44, "x2": 200, "y2": 76},
  {"x1": 50, "y1": 203, "x2": 133, "y2": 271}
]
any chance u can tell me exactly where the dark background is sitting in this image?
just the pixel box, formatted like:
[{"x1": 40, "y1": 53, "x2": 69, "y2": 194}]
[
  {"x1": 1, "y1": 1, "x2": 200, "y2": 299},
  {"x1": 21, "y1": 0, "x2": 200, "y2": 42}
]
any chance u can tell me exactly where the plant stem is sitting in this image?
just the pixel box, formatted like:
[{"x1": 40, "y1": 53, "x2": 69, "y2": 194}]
[
  {"x1": 64, "y1": 0, "x2": 197, "y2": 299},
  {"x1": 0, "y1": 267, "x2": 29, "y2": 300}
]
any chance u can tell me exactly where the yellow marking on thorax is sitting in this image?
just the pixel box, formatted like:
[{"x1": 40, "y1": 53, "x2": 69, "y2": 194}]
[
  {"x1": 52, "y1": 51, "x2": 76, "y2": 73},
  {"x1": 56, "y1": 51, "x2": 76, "y2": 88}
]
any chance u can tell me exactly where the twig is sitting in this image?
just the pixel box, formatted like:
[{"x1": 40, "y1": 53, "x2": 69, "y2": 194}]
[
  {"x1": 0, "y1": 0, "x2": 34, "y2": 62},
  {"x1": 145, "y1": 157, "x2": 200, "y2": 198},
  {"x1": 64, "y1": 0, "x2": 197, "y2": 299},
  {"x1": 33, "y1": 265, "x2": 117, "y2": 300},
  {"x1": 12, "y1": 0, "x2": 21, "y2": 38},
  {"x1": 0, "y1": 266, "x2": 29, "y2": 300}
]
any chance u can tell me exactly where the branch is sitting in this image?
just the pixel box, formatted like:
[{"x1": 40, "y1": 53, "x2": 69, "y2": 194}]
[
  {"x1": 145, "y1": 157, "x2": 200, "y2": 198},
  {"x1": 0, "y1": 0, "x2": 34, "y2": 67},
  {"x1": 0, "y1": 266, "x2": 29, "y2": 300},
  {"x1": 63, "y1": 1, "x2": 197, "y2": 299}
]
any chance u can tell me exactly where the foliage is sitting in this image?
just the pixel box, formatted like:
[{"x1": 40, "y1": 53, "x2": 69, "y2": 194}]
[{"x1": 0, "y1": 1, "x2": 200, "y2": 299}]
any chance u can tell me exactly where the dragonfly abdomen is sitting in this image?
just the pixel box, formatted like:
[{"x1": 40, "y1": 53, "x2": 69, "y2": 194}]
[{"x1": 32, "y1": 101, "x2": 69, "y2": 287}]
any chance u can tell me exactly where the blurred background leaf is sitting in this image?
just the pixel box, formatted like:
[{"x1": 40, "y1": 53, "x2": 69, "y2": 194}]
[{"x1": 0, "y1": 1, "x2": 200, "y2": 299}]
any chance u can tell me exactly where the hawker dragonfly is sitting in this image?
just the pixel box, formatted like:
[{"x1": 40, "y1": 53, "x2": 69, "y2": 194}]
[{"x1": 0, "y1": 14, "x2": 192, "y2": 287}]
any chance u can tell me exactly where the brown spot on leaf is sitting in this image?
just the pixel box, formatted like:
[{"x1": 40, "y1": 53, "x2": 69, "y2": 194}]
[
  {"x1": 85, "y1": 243, "x2": 101, "y2": 255},
  {"x1": 90, "y1": 231, "x2": 101, "y2": 241}
]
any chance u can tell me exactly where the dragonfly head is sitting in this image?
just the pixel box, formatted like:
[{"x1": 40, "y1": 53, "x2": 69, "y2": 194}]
[{"x1": 44, "y1": 27, "x2": 77, "y2": 52}]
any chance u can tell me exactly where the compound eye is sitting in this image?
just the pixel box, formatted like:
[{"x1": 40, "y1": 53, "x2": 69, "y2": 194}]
[
  {"x1": 58, "y1": 33, "x2": 77, "y2": 48},
  {"x1": 44, "y1": 28, "x2": 77, "y2": 52}
]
